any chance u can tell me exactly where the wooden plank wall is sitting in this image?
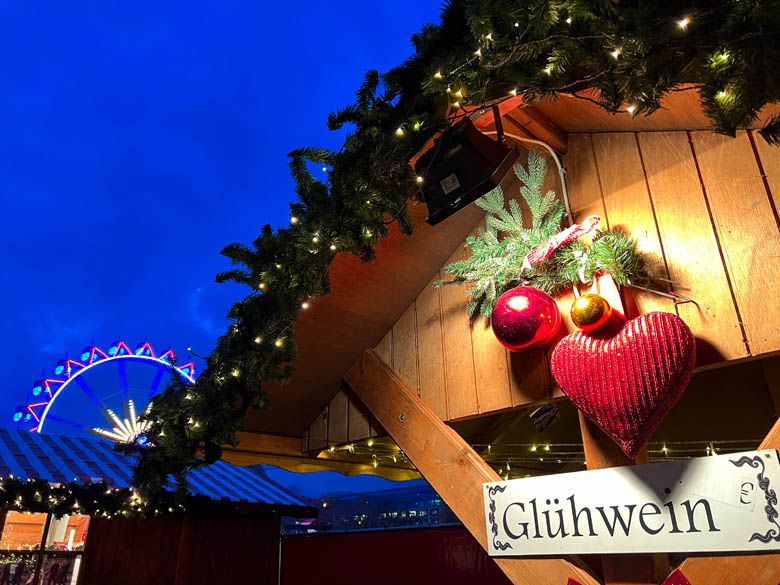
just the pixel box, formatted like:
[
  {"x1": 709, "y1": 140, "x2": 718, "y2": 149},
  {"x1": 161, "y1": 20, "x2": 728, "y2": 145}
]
[{"x1": 306, "y1": 130, "x2": 780, "y2": 449}]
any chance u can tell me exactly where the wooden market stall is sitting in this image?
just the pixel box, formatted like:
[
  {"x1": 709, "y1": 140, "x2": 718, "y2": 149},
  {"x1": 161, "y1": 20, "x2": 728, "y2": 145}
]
[
  {"x1": 0, "y1": 428, "x2": 316, "y2": 585},
  {"x1": 232, "y1": 90, "x2": 780, "y2": 585}
]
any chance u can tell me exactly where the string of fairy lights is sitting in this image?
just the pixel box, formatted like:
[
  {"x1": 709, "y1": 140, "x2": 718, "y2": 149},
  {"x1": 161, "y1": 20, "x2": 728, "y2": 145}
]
[
  {"x1": 318, "y1": 437, "x2": 765, "y2": 481},
  {"x1": 126, "y1": 1, "x2": 779, "y2": 495},
  {"x1": 393, "y1": 9, "x2": 743, "y2": 147}
]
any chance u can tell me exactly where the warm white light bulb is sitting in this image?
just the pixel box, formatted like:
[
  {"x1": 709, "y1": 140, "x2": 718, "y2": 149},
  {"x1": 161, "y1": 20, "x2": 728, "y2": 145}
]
[
  {"x1": 290, "y1": 216, "x2": 298, "y2": 225},
  {"x1": 627, "y1": 105, "x2": 636, "y2": 114},
  {"x1": 509, "y1": 88, "x2": 517, "y2": 96},
  {"x1": 301, "y1": 301, "x2": 310, "y2": 310},
  {"x1": 677, "y1": 17, "x2": 690, "y2": 29},
  {"x1": 395, "y1": 127, "x2": 404, "y2": 137},
  {"x1": 474, "y1": 48, "x2": 482, "y2": 57},
  {"x1": 611, "y1": 48, "x2": 621, "y2": 59},
  {"x1": 544, "y1": 66, "x2": 552, "y2": 75},
  {"x1": 416, "y1": 176, "x2": 424, "y2": 184},
  {"x1": 433, "y1": 71, "x2": 442, "y2": 79},
  {"x1": 329, "y1": 244, "x2": 337, "y2": 251},
  {"x1": 566, "y1": 17, "x2": 572, "y2": 24},
  {"x1": 274, "y1": 338, "x2": 284, "y2": 348},
  {"x1": 254, "y1": 336, "x2": 262, "y2": 344}
]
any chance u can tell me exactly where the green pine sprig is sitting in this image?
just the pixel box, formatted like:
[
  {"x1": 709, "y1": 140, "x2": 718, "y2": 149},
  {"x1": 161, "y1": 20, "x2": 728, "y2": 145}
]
[{"x1": 436, "y1": 151, "x2": 645, "y2": 317}]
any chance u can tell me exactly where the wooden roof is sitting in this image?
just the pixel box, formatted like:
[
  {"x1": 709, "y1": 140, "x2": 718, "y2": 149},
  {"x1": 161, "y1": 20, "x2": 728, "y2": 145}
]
[
  {"x1": 242, "y1": 201, "x2": 484, "y2": 436},
  {"x1": 241, "y1": 87, "x2": 780, "y2": 438}
]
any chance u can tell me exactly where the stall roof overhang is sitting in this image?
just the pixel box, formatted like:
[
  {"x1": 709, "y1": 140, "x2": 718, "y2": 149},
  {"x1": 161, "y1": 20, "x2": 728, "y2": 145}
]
[
  {"x1": 0, "y1": 428, "x2": 311, "y2": 514},
  {"x1": 242, "y1": 88, "x2": 780, "y2": 438}
]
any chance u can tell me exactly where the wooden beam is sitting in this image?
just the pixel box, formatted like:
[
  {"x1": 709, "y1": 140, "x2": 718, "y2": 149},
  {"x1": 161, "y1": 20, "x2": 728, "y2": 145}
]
[
  {"x1": 578, "y1": 275, "x2": 664, "y2": 584},
  {"x1": 221, "y1": 448, "x2": 422, "y2": 481},
  {"x1": 345, "y1": 350, "x2": 599, "y2": 585},
  {"x1": 662, "y1": 419, "x2": 780, "y2": 585},
  {"x1": 506, "y1": 107, "x2": 568, "y2": 153},
  {"x1": 228, "y1": 431, "x2": 302, "y2": 456}
]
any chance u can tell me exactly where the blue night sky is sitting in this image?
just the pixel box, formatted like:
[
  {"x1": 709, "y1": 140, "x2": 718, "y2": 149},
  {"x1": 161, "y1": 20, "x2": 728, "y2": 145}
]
[{"x1": 0, "y1": 1, "x2": 441, "y2": 436}]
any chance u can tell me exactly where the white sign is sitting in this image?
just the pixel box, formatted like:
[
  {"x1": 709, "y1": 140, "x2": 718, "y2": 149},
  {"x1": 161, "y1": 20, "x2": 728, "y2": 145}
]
[{"x1": 484, "y1": 450, "x2": 780, "y2": 556}]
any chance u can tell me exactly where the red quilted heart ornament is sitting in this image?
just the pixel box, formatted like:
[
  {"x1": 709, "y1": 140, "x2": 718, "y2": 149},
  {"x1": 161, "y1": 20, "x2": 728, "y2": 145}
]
[{"x1": 551, "y1": 312, "x2": 695, "y2": 459}]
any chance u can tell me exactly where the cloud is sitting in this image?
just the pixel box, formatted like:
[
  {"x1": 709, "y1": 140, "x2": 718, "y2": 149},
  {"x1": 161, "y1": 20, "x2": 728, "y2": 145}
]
[
  {"x1": 35, "y1": 319, "x2": 102, "y2": 356},
  {"x1": 188, "y1": 286, "x2": 222, "y2": 337}
]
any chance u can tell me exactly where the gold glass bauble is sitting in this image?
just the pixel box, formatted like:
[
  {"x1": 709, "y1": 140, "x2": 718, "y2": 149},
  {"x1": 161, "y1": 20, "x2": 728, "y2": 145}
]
[{"x1": 570, "y1": 293, "x2": 612, "y2": 331}]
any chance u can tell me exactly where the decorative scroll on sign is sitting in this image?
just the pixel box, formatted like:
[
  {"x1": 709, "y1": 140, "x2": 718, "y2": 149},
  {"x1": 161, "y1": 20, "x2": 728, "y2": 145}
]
[{"x1": 484, "y1": 450, "x2": 780, "y2": 556}]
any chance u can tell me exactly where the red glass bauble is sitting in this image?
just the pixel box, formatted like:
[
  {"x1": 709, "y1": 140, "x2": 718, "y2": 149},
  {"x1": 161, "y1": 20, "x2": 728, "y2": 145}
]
[{"x1": 491, "y1": 286, "x2": 561, "y2": 351}]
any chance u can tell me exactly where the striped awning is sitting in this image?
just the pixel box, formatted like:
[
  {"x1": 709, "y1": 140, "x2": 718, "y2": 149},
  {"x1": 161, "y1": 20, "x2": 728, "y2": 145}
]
[{"x1": 0, "y1": 427, "x2": 308, "y2": 508}]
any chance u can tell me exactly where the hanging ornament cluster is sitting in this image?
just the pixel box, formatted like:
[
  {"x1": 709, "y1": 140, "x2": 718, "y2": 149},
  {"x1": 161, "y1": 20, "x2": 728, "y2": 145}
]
[
  {"x1": 437, "y1": 150, "x2": 646, "y2": 349},
  {"x1": 438, "y1": 150, "x2": 697, "y2": 458}
]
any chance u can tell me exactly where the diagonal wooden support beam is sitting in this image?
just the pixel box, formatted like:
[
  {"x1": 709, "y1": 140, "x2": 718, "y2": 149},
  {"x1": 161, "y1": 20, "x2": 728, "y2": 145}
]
[
  {"x1": 660, "y1": 419, "x2": 780, "y2": 585},
  {"x1": 345, "y1": 350, "x2": 600, "y2": 585}
]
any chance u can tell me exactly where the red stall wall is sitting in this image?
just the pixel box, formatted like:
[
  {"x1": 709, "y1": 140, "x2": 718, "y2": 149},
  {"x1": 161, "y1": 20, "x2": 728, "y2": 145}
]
[
  {"x1": 78, "y1": 514, "x2": 280, "y2": 585},
  {"x1": 281, "y1": 525, "x2": 512, "y2": 585}
]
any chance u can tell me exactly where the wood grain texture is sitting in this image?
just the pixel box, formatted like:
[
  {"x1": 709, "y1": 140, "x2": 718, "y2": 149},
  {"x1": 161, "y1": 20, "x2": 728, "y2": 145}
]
[
  {"x1": 439, "y1": 245, "x2": 479, "y2": 419},
  {"x1": 471, "y1": 316, "x2": 513, "y2": 413},
  {"x1": 374, "y1": 329, "x2": 393, "y2": 368},
  {"x1": 347, "y1": 388, "x2": 370, "y2": 442},
  {"x1": 327, "y1": 389, "x2": 348, "y2": 445},
  {"x1": 507, "y1": 348, "x2": 551, "y2": 406},
  {"x1": 308, "y1": 407, "x2": 328, "y2": 451},
  {"x1": 416, "y1": 275, "x2": 449, "y2": 419},
  {"x1": 345, "y1": 350, "x2": 599, "y2": 585},
  {"x1": 392, "y1": 303, "x2": 419, "y2": 395},
  {"x1": 506, "y1": 106, "x2": 567, "y2": 153},
  {"x1": 563, "y1": 134, "x2": 608, "y2": 238},
  {"x1": 227, "y1": 431, "x2": 302, "y2": 457},
  {"x1": 690, "y1": 131, "x2": 780, "y2": 356},
  {"x1": 752, "y1": 130, "x2": 780, "y2": 216},
  {"x1": 638, "y1": 131, "x2": 748, "y2": 363},
  {"x1": 665, "y1": 419, "x2": 780, "y2": 585},
  {"x1": 591, "y1": 133, "x2": 672, "y2": 317},
  {"x1": 533, "y1": 89, "x2": 780, "y2": 134}
]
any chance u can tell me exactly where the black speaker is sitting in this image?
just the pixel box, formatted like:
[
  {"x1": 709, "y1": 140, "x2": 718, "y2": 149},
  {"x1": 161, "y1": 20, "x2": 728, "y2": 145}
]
[{"x1": 415, "y1": 118, "x2": 518, "y2": 226}]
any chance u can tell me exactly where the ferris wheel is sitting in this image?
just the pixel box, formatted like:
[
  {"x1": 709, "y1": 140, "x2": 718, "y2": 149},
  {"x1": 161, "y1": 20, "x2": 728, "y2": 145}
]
[{"x1": 13, "y1": 341, "x2": 195, "y2": 444}]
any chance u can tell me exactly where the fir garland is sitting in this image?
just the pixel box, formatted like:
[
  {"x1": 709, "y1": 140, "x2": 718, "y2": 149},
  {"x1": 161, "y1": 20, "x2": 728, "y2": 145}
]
[
  {"x1": 124, "y1": 0, "x2": 780, "y2": 497},
  {"x1": 436, "y1": 151, "x2": 644, "y2": 317},
  {"x1": 0, "y1": 476, "x2": 212, "y2": 518}
]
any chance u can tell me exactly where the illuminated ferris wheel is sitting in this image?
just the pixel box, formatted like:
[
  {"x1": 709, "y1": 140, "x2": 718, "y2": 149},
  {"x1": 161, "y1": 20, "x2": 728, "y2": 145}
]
[{"x1": 13, "y1": 341, "x2": 195, "y2": 444}]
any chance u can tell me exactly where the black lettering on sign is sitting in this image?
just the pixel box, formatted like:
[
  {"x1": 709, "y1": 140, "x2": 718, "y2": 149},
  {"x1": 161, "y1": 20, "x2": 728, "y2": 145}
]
[
  {"x1": 568, "y1": 495, "x2": 597, "y2": 537},
  {"x1": 595, "y1": 505, "x2": 635, "y2": 537},
  {"x1": 638, "y1": 503, "x2": 665, "y2": 535},
  {"x1": 503, "y1": 502, "x2": 528, "y2": 540},
  {"x1": 681, "y1": 499, "x2": 721, "y2": 533}
]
